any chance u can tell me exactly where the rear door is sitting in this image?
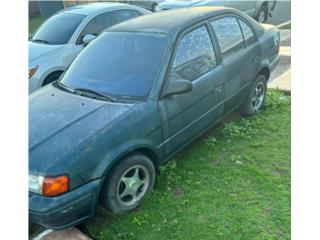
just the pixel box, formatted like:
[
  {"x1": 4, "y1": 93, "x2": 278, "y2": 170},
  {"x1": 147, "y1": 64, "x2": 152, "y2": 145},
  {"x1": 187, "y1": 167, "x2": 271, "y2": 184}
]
[
  {"x1": 111, "y1": 9, "x2": 141, "y2": 25},
  {"x1": 210, "y1": 15, "x2": 258, "y2": 113},
  {"x1": 237, "y1": 18, "x2": 261, "y2": 85},
  {"x1": 158, "y1": 25, "x2": 225, "y2": 156}
]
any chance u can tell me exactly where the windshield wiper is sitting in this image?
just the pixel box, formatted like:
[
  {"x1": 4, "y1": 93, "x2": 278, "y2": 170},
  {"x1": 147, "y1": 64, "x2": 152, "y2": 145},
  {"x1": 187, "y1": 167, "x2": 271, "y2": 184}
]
[
  {"x1": 32, "y1": 39, "x2": 50, "y2": 44},
  {"x1": 54, "y1": 81, "x2": 75, "y2": 93},
  {"x1": 74, "y1": 88, "x2": 116, "y2": 102}
]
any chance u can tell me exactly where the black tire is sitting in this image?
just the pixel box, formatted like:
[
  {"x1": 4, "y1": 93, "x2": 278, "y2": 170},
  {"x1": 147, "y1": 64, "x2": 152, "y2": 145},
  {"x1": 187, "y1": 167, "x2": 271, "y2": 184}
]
[
  {"x1": 42, "y1": 71, "x2": 63, "y2": 86},
  {"x1": 151, "y1": 3, "x2": 157, "y2": 12},
  {"x1": 240, "y1": 75, "x2": 267, "y2": 116},
  {"x1": 100, "y1": 153, "x2": 155, "y2": 215},
  {"x1": 256, "y1": 3, "x2": 268, "y2": 23}
]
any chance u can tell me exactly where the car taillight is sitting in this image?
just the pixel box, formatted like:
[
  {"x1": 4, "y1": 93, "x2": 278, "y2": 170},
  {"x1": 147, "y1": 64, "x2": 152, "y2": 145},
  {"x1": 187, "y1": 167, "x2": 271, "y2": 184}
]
[{"x1": 274, "y1": 31, "x2": 281, "y2": 53}]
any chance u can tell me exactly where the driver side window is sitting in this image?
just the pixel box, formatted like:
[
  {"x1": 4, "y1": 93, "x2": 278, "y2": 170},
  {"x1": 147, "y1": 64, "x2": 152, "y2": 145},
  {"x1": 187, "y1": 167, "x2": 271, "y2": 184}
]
[
  {"x1": 169, "y1": 26, "x2": 216, "y2": 81},
  {"x1": 76, "y1": 12, "x2": 112, "y2": 45}
]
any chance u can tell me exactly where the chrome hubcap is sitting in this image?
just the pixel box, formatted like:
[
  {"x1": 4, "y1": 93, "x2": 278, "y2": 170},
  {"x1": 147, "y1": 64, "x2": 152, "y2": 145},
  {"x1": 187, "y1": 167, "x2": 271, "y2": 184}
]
[
  {"x1": 252, "y1": 83, "x2": 265, "y2": 111},
  {"x1": 116, "y1": 165, "x2": 150, "y2": 206},
  {"x1": 258, "y1": 11, "x2": 266, "y2": 23}
]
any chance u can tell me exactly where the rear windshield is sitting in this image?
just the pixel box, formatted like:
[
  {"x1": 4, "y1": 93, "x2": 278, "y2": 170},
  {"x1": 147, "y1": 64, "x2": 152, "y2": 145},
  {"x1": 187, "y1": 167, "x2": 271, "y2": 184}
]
[
  {"x1": 61, "y1": 32, "x2": 169, "y2": 100},
  {"x1": 32, "y1": 13, "x2": 85, "y2": 45}
]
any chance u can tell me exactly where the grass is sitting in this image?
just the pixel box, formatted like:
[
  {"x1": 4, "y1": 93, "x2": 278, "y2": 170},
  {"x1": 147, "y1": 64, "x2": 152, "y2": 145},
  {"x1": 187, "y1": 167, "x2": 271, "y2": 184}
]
[
  {"x1": 79, "y1": 90, "x2": 291, "y2": 240},
  {"x1": 29, "y1": 17, "x2": 45, "y2": 34}
]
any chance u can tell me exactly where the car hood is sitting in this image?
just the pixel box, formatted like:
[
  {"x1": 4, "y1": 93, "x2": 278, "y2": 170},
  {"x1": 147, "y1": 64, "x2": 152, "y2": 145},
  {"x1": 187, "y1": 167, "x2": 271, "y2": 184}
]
[
  {"x1": 159, "y1": 0, "x2": 223, "y2": 9},
  {"x1": 29, "y1": 41, "x2": 64, "y2": 64},
  {"x1": 29, "y1": 84, "x2": 134, "y2": 174}
]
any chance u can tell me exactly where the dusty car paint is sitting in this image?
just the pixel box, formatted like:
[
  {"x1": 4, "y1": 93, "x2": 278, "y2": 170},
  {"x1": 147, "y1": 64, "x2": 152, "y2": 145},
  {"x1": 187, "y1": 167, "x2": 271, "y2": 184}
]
[
  {"x1": 156, "y1": 0, "x2": 270, "y2": 21},
  {"x1": 29, "y1": 6, "x2": 280, "y2": 229}
]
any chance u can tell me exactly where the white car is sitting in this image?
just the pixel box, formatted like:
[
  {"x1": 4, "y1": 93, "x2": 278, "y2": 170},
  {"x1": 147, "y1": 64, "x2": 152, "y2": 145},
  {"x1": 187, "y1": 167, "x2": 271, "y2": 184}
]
[
  {"x1": 29, "y1": 2, "x2": 150, "y2": 94},
  {"x1": 155, "y1": 0, "x2": 272, "y2": 23}
]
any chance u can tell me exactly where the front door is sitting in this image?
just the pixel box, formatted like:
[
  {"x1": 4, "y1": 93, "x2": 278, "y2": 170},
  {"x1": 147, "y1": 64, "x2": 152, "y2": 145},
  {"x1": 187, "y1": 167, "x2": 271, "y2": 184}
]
[{"x1": 158, "y1": 25, "x2": 225, "y2": 157}]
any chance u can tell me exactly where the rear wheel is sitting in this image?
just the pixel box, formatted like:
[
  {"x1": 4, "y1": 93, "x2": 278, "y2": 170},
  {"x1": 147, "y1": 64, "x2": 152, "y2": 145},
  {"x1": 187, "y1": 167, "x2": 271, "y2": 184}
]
[
  {"x1": 256, "y1": 3, "x2": 268, "y2": 23},
  {"x1": 100, "y1": 154, "x2": 155, "y2": 215},
  {"x1": 240, "y1": 75, "x2": 267, "y2": 116},
  {"x1": 151, "y1": 3, "x2": 157, "y2": 12}
]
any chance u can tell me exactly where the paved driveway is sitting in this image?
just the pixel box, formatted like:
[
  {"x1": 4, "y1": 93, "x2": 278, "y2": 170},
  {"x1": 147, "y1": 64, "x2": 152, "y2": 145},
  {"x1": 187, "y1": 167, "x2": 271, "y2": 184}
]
[{"x1": 267, "y1": 0, "x2": 291, "y2": 25}]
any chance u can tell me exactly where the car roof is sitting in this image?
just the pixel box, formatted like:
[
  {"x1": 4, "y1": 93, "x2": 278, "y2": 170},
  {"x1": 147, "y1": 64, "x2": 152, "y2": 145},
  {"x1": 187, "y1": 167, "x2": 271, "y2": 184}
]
[
  {"x1": 58, "y1": 2, "x2": 142, "y2": 16},
  {"x1": 107, "y1": 6, "x2": 263, "y2": 37}
]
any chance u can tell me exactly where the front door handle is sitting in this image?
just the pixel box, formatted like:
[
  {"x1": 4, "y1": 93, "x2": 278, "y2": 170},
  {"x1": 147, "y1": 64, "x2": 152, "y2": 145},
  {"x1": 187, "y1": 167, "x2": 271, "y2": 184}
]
[{"x1": 215, "y1": 87, "x2": 222, "y2": 94}]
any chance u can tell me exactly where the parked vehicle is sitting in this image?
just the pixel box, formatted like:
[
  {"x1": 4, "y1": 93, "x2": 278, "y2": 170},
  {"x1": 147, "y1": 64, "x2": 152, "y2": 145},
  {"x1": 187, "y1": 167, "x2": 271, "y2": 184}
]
[
  {"x1": 29, "y1": 6, "x2": 280, "y2": 229},
  {"x1": 155, "y1": 0, "x2": 271, "y2": 23},
  {"x1": 125, "y1": 0, "x2": 164, "y2": 11},
  {"x1": 28, "y1": 2, "x2": 150, "y2": 93}
]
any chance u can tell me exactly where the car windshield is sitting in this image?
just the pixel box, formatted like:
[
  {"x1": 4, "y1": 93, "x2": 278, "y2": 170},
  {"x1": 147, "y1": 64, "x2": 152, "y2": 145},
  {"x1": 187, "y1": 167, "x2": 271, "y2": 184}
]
[
  {"x1": 31, "y1": 13, "x2": 85, "y2": 45},
  {"x1": 60, "y1": 32, "x2": 169, "y2": 100}
]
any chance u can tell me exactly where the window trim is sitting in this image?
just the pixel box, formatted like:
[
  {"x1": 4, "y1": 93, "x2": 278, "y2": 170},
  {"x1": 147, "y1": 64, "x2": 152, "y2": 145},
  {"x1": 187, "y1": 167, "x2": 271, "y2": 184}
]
[
  {"x1": 75, "y1": 9, "x2": 142, "y2": 45},
  {"x1": 166, "y1": 23, "x2": 217, "y2": 82},
  {"x1": 33, "y1": 12, "x2": 86, "y2": 45},
  {"x1": 237, "y1": 17, "x2": 257, "y2": 48},
  {"x1": 159, "y1": 21, "x2": 219, "y2": 100},
  {"x1": 157, "y1": 12, "x2": 259, "y2": 100},
  {"x1": 209, "y1": 15, "x2": 247, "y2": 61},
  {"x1": 110, "y1": 9, "x2": 141, "y2": 25},
  {"x1": 66, "y1": 31, "x2": 171, "y2": 101},
  {"x1": 75, "y1": 11, "x2": 112, "y2": 45},
  {"x1": 204, "y1": 21, "x2": 223, "y2": 64}
]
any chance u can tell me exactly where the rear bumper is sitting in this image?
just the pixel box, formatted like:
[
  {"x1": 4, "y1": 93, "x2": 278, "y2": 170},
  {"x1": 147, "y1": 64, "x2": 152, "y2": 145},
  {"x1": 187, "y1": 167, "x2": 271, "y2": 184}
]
[
  {"x1": 270, "y1": 54, "x2": 280, "y2": 72},
  {"x1": 29, "y1": 178, "x2": 103, "y2": 229}
]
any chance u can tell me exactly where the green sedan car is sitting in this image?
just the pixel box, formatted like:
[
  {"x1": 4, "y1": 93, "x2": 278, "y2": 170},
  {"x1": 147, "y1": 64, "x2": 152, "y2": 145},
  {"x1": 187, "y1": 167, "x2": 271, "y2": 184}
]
[{"x1": 29, "y1": 6, "x2": 280, "y2": 229}]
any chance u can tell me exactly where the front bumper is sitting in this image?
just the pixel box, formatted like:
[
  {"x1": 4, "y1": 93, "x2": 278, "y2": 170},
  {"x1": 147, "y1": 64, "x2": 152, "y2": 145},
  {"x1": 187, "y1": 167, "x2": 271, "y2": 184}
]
[
  {"x1": 29, "y1": 75, "x2": 41, "y2": 94},
  {"x1": 29, "y1": 178, "x2": 103, "y2": 229}
]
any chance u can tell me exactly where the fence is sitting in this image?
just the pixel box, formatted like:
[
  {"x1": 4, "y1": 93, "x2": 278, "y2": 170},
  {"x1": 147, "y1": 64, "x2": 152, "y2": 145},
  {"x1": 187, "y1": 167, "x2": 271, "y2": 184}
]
[
  {"x1": 29, "y1": 0, "x2": 125, "y2": 18},
  {"x1": 62, "y1": 0, "x2": 125, "y2": 8},
  {"x1": 29, "y1": 1, "x2": 41, "y2": 18}
]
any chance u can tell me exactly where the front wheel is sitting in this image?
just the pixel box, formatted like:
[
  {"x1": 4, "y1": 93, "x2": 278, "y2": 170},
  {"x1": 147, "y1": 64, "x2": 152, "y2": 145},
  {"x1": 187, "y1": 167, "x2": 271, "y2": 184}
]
[
  {"x1": 100, "y1": 154, "x2": 155, "y2": 215},
  {"x1": 42, "y1": 71, "x2": 63, "y2": 86},
  {"x1": 240, "y1": 75, "x2": 267, "y2": 116}
]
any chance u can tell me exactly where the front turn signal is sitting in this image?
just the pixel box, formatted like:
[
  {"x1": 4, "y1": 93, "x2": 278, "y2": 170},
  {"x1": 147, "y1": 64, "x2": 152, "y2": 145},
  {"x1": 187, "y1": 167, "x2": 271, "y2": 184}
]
[{"x1": 42, "y1": 175, "x2": 69, "y2": 197}]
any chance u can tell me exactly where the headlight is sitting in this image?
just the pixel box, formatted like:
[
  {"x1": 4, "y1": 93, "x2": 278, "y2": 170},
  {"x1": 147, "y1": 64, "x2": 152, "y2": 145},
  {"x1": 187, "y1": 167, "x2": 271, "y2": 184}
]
[
  {"x1": 28, "y1": 174, "x2": 43, "y2": 194},
  {"x1": 29, "y1": 174, "x2": 69, "y2": 197},
  {"x1": 29, "y1": 66, "x2": 38, "y2": 79}
]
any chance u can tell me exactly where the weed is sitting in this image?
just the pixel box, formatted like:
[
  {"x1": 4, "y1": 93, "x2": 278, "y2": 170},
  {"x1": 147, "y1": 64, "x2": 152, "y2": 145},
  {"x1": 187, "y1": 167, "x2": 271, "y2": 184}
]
[{"x1": 205, "y1": 136, "x2": 218, "y2": 147}]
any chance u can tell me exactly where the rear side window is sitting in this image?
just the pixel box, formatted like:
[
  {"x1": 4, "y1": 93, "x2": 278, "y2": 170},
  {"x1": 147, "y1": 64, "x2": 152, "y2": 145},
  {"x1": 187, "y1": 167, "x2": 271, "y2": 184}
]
[
  {"x1": 239, "y1": 19, "x2": 255, "y2": 46},
  {"x1": 111, "y1": 10, "x2": 140, "y2": 24},
  {"x1": 211, "y1": 17, "x2": 244, "y2": 59},
  {"x1": 77, "y1": 12, "x2": 112, "y2": 44},
  {"x1": 170, "y1": 26, "x2": 216, "y2": 81}
]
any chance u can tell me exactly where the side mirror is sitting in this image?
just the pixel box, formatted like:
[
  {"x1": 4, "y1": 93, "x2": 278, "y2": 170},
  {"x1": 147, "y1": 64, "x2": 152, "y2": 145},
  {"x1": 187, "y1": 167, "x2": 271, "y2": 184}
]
[
  {"x1": 82, "y1": 34, "x2": 96, "y2": 45},
  {"x1": 162, "y1": 79, "x2": 193, "y2": 98}
]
